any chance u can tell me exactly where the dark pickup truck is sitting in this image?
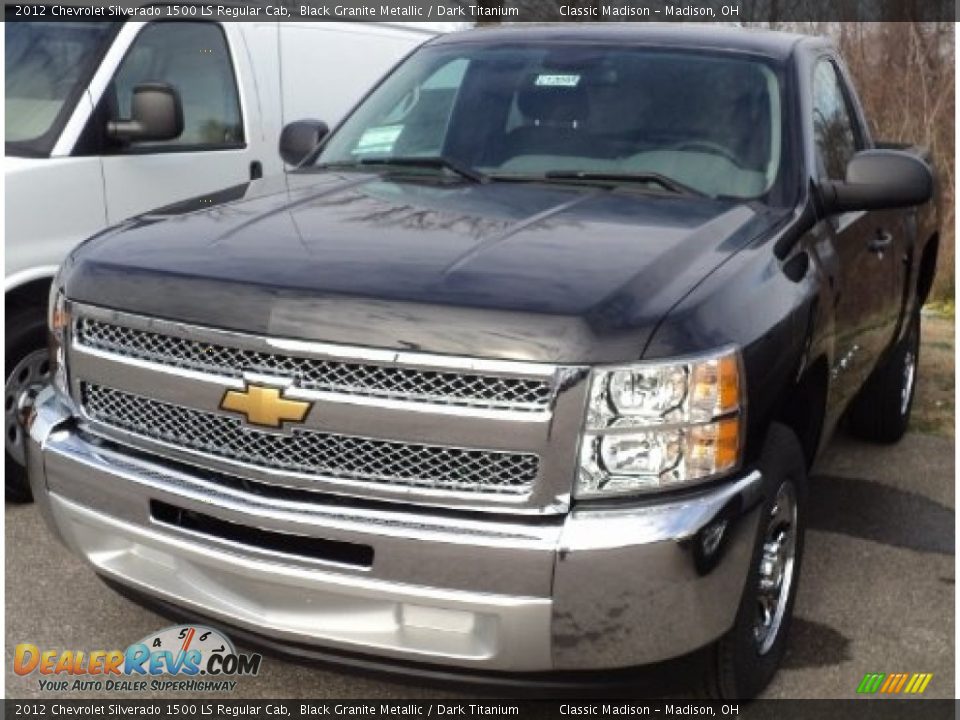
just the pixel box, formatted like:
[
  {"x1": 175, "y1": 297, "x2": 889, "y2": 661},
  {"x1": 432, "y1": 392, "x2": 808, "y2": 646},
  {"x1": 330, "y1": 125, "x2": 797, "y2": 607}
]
[{"x1": 23, "y1": 26, "x2": 937, "y2": 697}]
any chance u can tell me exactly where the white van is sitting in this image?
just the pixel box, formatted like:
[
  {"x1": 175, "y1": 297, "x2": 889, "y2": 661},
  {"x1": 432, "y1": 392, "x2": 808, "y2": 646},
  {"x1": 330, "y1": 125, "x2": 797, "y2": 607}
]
[{"x1": 4, "y1": 20, "x2": 434, "y2": 498}]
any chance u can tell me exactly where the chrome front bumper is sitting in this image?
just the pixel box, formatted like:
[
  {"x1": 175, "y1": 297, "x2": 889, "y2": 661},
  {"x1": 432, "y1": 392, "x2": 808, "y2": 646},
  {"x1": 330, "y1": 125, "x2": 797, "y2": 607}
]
[{"x1": 26, "y1": 388, "x2": 765, "y2": 673}]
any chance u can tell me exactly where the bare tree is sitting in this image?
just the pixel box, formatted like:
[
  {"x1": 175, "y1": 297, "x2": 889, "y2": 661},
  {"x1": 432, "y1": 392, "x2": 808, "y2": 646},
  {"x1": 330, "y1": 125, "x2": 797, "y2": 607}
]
[{"x1": 839, "y1": 23, "x2": 955, "y2": 302}]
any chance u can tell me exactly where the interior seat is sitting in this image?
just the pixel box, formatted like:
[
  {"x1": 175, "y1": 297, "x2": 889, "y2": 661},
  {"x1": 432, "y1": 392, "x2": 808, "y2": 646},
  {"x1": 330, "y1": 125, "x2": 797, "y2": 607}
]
[{"x1": 500, "y1": 74, "x2": 593, "y2": 166}]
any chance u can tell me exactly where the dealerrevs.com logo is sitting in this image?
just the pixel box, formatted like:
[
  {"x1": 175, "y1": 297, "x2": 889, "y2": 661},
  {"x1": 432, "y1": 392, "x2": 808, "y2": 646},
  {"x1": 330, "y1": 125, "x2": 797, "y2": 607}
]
[{"x1": 14, "y1": 625, "x2": 262, "y2": 693}]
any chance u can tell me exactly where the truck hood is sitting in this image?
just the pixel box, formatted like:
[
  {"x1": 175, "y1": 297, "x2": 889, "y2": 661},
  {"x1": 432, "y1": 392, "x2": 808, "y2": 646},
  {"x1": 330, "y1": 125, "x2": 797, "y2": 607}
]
[{"x1": 64, "y1": 172, "x2": 782, "y2": 364}]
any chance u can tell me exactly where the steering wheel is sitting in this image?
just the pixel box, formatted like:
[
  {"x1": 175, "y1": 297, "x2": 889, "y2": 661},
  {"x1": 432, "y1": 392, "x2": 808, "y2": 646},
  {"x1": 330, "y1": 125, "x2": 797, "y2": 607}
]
[{"x1": 670, "y1": 140, "x2": 743, "y2": 168}]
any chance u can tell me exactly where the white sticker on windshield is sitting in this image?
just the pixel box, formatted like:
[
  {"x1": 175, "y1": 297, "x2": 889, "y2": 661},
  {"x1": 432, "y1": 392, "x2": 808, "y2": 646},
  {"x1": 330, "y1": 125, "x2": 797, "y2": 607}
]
[
  {"x1": 534, "y1": 74, "x2": 581, "y2": 87},
  {"x1": 354, "y1": 125, "x2": 403, "y2": 155}
]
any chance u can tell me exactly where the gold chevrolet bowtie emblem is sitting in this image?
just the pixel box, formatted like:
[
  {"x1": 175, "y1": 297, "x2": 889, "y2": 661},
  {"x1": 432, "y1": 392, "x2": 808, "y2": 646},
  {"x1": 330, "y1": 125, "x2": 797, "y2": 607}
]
[{"x1": 220, "y1": 384, "x2": 311, "y2": 429}]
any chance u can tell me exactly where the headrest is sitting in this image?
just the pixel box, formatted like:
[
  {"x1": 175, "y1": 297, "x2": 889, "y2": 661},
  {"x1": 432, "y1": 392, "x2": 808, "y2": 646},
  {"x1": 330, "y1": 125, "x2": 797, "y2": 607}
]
[{"x1": 517, "y1": 73, "x2": 589, "y2": 128}]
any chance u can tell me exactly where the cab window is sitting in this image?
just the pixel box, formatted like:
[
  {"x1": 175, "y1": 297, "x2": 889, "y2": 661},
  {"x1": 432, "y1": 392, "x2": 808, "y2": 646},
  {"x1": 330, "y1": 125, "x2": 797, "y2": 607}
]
[
  {"x1": 351, "y1": 58, "x2": 468, "y2": 159},
  {"x1": 318, "y1": 46, "x2": 787, "y2": 200},
  {"x1": 812, "y1": 59, "x2": 860, "y2": 181}
]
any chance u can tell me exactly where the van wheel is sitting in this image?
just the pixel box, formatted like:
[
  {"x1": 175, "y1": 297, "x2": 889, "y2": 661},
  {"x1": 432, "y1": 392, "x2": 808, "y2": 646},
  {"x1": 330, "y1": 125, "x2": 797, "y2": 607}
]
[
  {"x1": 703, "y1": 424, "x2": 807, "y2": 699},
  {"x1": 846, "y1": 311, "x2": 920, "y2": 444},
  {"x1": 5, "y1": 306, "x2": 50, "y2": 503}
]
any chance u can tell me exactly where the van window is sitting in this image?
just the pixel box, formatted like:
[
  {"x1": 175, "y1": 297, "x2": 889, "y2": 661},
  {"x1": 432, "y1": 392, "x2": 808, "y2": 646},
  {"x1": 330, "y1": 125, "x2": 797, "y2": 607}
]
[
  {"x1": 5, "y1": 21, "x2": 117, "y2": 156},
  {"x1": 110, "y1": 22, "x2": 243, "y2": 149}
]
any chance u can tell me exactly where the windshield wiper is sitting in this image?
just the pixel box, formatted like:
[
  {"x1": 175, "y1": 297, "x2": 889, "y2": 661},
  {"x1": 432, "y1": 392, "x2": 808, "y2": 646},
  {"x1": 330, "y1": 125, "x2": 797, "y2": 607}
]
[
  {"x1": 331, "y1": 156, "x2": 487, "y2": 184},
  {"x1": 360, "y1": 156, "x2": 486, "y2": 183},
  {"x1": 539, "y1": 171, "x2": 706, "y2": 197}
]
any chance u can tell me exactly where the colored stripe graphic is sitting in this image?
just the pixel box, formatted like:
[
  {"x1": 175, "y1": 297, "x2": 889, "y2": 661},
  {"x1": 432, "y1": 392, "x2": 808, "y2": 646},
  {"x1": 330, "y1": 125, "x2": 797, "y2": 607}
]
[
  {"x1": 858, "y1": 672, "x2": 933, "y2": 694},
  {"x1": 893, "y1": 674, "x2": 909, "y2": 693},
  {"x1": 857, "y1": 673, "x2": 885, "y2": 694},
  {"x1": 910, "y1": 673, "x2": 934, "y2": 694}
]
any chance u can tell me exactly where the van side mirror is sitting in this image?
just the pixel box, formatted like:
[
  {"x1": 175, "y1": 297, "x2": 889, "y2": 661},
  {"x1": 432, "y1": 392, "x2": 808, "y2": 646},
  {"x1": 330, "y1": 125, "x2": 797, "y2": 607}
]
[
  {"x1": 819, "y1": 149, "x2": 933, "y2": 214},
  {"x1": 107, "y1": 82, "x2": 184, "y2": 143},
  {"x1": 280, "y1": 120, "x2": 329, "y2": 166}
]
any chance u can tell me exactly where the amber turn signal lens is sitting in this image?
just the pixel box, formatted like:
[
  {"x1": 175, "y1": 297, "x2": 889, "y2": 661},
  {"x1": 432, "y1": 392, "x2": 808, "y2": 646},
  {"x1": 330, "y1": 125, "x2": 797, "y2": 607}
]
[
  {"x1": 50, "y1": 308, "x2": 69, "y2": 333},
  {"x1": 687, "y1": 417, "x2": 741, "y2": 475},
  {"x1": 690, "y1": 351, "x2": 741, "y2": 419},
  {"x1": 714, "y1": 416, "x2": 741, "y2": 469},
  {"x1": 718, "y1": 355, "x2": 740, "y2": 414}
]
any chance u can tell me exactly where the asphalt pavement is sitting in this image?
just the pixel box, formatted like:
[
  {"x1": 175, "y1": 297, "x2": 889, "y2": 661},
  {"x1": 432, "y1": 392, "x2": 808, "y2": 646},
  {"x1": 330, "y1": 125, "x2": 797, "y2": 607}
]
[{"x1": 5, "y1": 430, "x2": 954, "y2": 700}]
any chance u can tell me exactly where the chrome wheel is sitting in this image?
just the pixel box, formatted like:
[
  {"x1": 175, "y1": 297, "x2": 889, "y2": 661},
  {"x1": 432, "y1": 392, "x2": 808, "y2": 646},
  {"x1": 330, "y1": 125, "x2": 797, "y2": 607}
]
[
  {"x1": 753, "y1": 481, "x2": 797, "y2": 655},
  {"x1": 900, "y1": 348, "x2": 916, "y2": 416},
  {"x1": 5, "y1": 348, "x2": 50, "y2": 466}
]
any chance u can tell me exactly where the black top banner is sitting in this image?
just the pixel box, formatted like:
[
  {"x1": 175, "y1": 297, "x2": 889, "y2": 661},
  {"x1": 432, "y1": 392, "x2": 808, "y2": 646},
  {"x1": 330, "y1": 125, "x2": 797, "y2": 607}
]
[
  {"x1": 2, "y1": 700, "x2": 958, "y2": 720},
  {"x1": 2, "y1": 0, "x2": 956, "y2": 22}
]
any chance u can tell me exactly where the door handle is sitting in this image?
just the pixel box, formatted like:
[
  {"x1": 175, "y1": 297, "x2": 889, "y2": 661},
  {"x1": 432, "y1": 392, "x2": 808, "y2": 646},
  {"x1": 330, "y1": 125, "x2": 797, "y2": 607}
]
[{"x1": 868, "y1": 230, "x2": 893, "y2": 254}]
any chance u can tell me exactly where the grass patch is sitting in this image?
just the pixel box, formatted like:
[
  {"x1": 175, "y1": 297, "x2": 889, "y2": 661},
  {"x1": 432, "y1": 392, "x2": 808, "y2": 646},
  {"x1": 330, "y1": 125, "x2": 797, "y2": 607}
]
[
  {"x1": 910, "y1": 314, "x2": 954, "y2": 437},
  {"x1": 924, "y1": 300, "x2": 956, "y2": 319}
]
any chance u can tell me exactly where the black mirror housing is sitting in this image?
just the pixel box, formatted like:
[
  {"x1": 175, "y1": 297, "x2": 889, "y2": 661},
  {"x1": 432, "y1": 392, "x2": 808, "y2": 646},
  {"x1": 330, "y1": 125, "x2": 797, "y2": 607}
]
[
  {"x1": 107, "y1": 83, "x2": 184, "y2": 143},
  {"x1": 819, "y1": 149, "x2": 934, "y2": 214},
  {"x1": 280, "y1": 120, "x2": 329, "y2": 167}
]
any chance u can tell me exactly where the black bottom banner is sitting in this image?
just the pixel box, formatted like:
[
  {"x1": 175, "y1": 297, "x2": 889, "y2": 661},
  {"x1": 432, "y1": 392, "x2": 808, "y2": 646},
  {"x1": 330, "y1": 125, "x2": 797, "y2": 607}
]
[{"x1": 3, "y1": 700, "x2": 957, "y2": 720}]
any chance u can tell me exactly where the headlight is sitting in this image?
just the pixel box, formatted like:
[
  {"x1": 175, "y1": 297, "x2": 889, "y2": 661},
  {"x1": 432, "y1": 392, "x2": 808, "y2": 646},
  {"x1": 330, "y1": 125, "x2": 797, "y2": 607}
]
[
  {"x1": 578, "y1": 347, "x2": 743, "y2": 497},
  {"x1": 47, "y1": 283, "x2": 70, "y2": 397}
]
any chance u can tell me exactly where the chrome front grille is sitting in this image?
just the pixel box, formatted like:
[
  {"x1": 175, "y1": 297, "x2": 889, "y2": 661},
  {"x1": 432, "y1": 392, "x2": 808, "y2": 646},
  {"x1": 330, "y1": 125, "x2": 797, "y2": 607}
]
[
  {"x1": 82, "y1": 384, "x2": 540, "y2": 496},
  {"x1": 68, "y1": 304, "x2": 588, "y2": 513},
  {"x1": 76, "y1": 318, "x2": 553, "y2": 412}
]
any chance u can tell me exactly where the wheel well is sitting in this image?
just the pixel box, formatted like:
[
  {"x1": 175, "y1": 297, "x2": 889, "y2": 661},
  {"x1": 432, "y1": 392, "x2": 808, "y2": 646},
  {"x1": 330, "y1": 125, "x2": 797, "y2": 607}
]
[
  {"x1": 916, "y1": 233, "x2": 939, "y2": 305},
  {"x1": 776, "y1": 356, "x2": 828, "y2": 470},
  {"x1": 6, "y1": 277, "x2": 53, "y2": 318}
]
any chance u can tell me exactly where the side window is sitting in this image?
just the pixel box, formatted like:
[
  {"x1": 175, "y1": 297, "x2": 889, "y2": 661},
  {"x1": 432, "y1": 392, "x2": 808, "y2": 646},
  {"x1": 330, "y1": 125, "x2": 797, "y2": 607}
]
[
  {"x1": 812, "y1": 59, "x2": 859, "y2": 181},
  {"x1": 110, "y1": 22, "x2": 243, "y2": 149}
]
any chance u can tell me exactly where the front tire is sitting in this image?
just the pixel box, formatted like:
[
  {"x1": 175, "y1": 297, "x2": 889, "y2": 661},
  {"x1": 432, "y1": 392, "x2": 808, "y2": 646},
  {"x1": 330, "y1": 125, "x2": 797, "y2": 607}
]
[
  {"x1": 5, "y1": 305, "x2": 51, "y2": 503},
  {"x1": 846, "y1": 311, "x2": 920, "y2": 444},
  {"x1": 703, "y1": 424, "x2": 808, "y2": 699}
]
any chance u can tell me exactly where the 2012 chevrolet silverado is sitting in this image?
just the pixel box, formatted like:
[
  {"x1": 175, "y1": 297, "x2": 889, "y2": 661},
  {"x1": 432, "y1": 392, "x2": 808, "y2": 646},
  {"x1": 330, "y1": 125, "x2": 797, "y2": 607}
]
[{"x1": 23, "y1": 26, "x2": 938, "y2": 697}]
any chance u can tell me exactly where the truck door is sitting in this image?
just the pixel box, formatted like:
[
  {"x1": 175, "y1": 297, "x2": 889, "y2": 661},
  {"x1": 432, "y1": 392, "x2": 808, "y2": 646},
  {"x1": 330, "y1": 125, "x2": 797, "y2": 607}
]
[
  {"x1": 811, "y1": 57, "x2": 899, "y2": 404},
  {"x1": 80, "y1": 21, "x2": 261, "y2": 224}
]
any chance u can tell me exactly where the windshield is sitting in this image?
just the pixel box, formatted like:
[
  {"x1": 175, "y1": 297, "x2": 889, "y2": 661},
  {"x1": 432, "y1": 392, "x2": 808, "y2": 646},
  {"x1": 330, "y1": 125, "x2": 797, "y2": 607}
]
[
  {"x1": 316, "y1": 44, "x2": 786, "y2": 200},
  {"x1": 6, "y1": 21, "x2": 117, "y2": 156}
]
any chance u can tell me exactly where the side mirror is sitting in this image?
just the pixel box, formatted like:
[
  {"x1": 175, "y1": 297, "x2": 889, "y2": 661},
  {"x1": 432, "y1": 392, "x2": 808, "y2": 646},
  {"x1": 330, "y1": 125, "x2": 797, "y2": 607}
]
[
  {"x1": 107, "y1": 82, "x2": 184, "y2": 143},
  {"x1": 280, "y1": 120, "x2": 329, "y2": 166},
  {"x1": 819, "y1": 149, "x2": 934, "y2": 214}
]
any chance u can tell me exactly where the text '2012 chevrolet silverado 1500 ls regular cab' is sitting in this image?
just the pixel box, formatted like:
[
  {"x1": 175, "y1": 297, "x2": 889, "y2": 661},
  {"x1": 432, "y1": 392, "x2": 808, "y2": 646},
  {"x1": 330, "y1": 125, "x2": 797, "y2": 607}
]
[{"x1": 23, "y1": 26, "x2": 937, "y2": 697}]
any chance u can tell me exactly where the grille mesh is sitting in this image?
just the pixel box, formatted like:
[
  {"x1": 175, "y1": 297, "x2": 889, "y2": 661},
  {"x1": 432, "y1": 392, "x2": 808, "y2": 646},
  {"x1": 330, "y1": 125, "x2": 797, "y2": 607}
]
[
  {"x1": 82, "y1": 384, "x2": 538, "y2": 496},
  {"x1": 76, "y1": 318, "x2": 553, "y2": 411}
]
